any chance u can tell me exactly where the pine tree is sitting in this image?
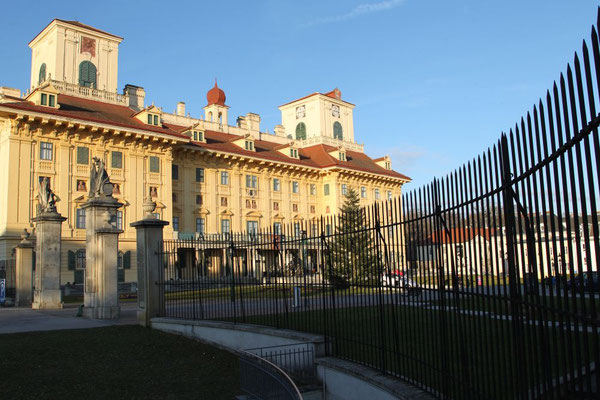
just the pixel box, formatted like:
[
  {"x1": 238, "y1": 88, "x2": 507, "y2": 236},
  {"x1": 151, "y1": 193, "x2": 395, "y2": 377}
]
[{"x1": 330, "y1": 188, "x2": 380, "y2": 286}]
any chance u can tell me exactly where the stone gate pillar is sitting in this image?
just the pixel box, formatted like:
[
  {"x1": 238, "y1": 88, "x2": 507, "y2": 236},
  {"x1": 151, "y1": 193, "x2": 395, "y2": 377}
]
[
  {"x1": 32, "y1": 211, "x2": 67, "y2": 309},
  {"x1": 131, "y1": 197, "x2": 168, "y2": 327},
  {"x1": 15, "y1": 230, "x2": 34, "y2": 307},
  {"x1": 82, "y1": 156, "x2": 123, "y2": 319},
  {"x1": 82, "y1": 196, "x2": 123, "y2": 319}
]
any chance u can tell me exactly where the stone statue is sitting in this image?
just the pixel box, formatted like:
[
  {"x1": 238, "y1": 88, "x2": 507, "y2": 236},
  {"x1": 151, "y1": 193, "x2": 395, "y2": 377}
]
[
  {"x1": 38, "y1": 177, "x2": 58, "y2": 213},
  {"x1": 89, "y1": 156, "x2": 113, "y2": 197}
]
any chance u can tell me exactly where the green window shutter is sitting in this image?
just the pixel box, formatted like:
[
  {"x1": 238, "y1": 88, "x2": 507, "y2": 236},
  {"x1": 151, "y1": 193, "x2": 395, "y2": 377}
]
[
  {"x1": 112, "y1": 151, "x2": 123, "y2": 169},
  {"x1": 77, "y1": 147, "x2": 89, "y2": 165},
  {"x1": 149, "y1": 157, "x2": 159, "y2": 173},
  {"x1": 333, "y1": 122, "x2": 343, "y2": 140},
  {"x1": 68, "y1": 250, "x2": 76, "y2": 270},
  {"x1": 118, "y1": 269, "x2": 125, "y2": 283},
  {"x1": 124, "y1": 251, "x2": 131, "y2": 269},
  {"x1": 38, "y1": 63, "x2": 46, "y2": 85},
  {"x1": 147, "y1": 114, "x2": 153, "y2": 124},
  {"x1": 296, "y1": 122, "x2": 306, "y2": 140},
  {"x1": 154, "y1": 115, "x2": 159, "y2": 125},
  {"x1": 74, "y1": 269, "x2": 84, "y2": 284},
  {"x1": 78, "y1": 61, "x2": 97, "y2": 88}
]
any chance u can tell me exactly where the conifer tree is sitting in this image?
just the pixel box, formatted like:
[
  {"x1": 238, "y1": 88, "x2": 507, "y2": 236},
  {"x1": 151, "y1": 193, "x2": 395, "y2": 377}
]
[{"x1": 330, "y1": 188, "x2": 379, "y2": 285}]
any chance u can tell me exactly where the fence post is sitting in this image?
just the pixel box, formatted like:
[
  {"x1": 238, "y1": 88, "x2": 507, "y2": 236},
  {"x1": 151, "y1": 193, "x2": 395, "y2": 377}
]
[
  {"x1": 499, "y1": 134, "x2": 526, "y2": 396},
  {"x1": 130, "y1": 198, "x2": 169, "y2": 327},
  {"x1": 14, "y1": 229, "x2": 34, "y2": 307}
]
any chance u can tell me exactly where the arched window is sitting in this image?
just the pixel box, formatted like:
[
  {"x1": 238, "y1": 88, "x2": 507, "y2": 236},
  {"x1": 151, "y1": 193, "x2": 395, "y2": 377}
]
[
  {"x1": 76, "y1": 249, "x2": 86, "y2": 269},
  {"x1": 208, "y1": 111, "x2": 213, "y2": 122},
  {"x1": 78, "y1": 61, "x2": 97, "y2": 88},
  {"x1": 333, "y1": 122, "x2": 343, "y2": 140},
  {"x1": 296, "y1": 122, "x2": 306, "y2": 140},
  {"x1": 38, "y1": 63, "x2": 47, "y2": 85}
]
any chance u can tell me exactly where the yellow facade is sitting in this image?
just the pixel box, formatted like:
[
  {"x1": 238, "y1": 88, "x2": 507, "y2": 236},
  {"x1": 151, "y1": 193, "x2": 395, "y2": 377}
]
[{"x1": 0, "y1": 20, "x2": 410, "y2": 285}]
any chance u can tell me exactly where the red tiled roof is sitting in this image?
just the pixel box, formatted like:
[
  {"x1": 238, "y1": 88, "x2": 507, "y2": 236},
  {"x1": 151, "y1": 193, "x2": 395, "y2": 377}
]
[
  {"x1": 0, "y1": 95, "x2": 409, "y2": 181},
  {"x1": 278, "y1": 90, "x2": 355, "y2": 108},
  {"x1": 426, "y1": 228, "x2": 497, "y2": 244},
  {"x1": 30, "y1": 19, "x2": 123, "y2": 45},
  {"x1": 0, "y1": 95, "x2": 188, "y2": 139}
]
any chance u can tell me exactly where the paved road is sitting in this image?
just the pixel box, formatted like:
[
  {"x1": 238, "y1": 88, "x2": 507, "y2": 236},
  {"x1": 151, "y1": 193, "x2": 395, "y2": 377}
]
[{"x1": 0, "y1": 303, "x2": 138, "y2": 334}]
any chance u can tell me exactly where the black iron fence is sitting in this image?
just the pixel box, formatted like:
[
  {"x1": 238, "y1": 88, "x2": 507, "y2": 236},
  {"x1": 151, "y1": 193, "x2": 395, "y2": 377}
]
[
  {"x1": 239, "y1": 349, "x2": 303, "y2": 400},
  {"x1": 157, "y1": 10, "x2": 600, "y2": 400}
]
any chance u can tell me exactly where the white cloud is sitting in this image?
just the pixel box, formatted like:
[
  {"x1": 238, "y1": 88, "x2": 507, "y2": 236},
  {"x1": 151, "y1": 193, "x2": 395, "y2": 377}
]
[{"x1": 306, "y1": 0, "x2": 406, "y2": 26}]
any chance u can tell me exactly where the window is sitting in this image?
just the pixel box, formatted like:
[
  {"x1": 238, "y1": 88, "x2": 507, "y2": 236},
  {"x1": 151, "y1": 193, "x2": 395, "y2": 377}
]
[
  {"x1": 324, "y1": 184, "x2": 330, "y2": 196},
  {"x1": 196, "y1": 195, "x2": 202, "y2": 205},
  {"x1": 361, "y1": 186, "x2": 367, "y2": 198},
  {"x1": 147, "y1": 114, "x2": 153, "y2": 125},
  {"x1": 339, "y1": 152, "x2": 346, "y2": 161},
  {"x1": 333, "y1": 122, "x2": 343, "y2": 140},
  {"x1": 196, "y1": 218, "x2": 205, "y2": 234},
  {"x1": 149, "y1": 156, "x2": 160, "y2": 173},
  {"x1": 296, "y1": 122, "x2": 306, "y2": 140},
  {"x1": 76, "y1": 249, "x2": 86, "y2": 269},
  {"x1": 41, "y1": 93, "x2": 47, "y2": 106},
  {"x1": 40, "y1": 142, "x2": 53, "y2": 160},
  {"x1": 294, "y1": 223, "x2": 301, "y2": 238},
  {"x1": 172, "y1": 164, "x2": 179, "y2": 180},
  {"x1": 154, "y1": 115, "x2": 159, "y2": 126},
  {"x1": 116, "y1": 210, "x2": 123, "y2": 230},
  {"x1": 245, "y1": 140, "x2": 254, "y2": 151},
  {"x1": 326, "y1": 224, "x2": 332, "y2": 235},
  {"x1": 385, "y1": 161, "x2": 391, "y2": 170},
  {"x1": 76, "y1": 180, "x2": 87, "y2": 192},
  {"x1": 196, "y1": 168, "x2": 204, "y2": 182},
  {"x1": 310, "y1": 184, "x2": 316, "y2": 196},
  {"x1": 246, "y1": 175, "x2": 258, "y2": 188},
  {"x1": 220, "y1": 171, "x2": 229, "y2": 185},
  {"x1": 193, "y1": 131, "x2": 204, "y2": 141},
  {"x1": 221, "y1": 197, "x2": 228, "y2": 207},
  {"x1": 273, "y1": 202, "x2": 279, "y2": 211},
  {"x1": 387, "y1": 191, "x2": 393, "y2": 201},
  {"x1": 38, "y1": 63, "x2": 46, "y2": 85},
  {"x1": 292, "y1": 204, "x2": 298, "y2": 212},
  {"x1": 173, "y1": 217, "x2": 179, "y2": 231},
  {"x1": 375, "y1": 188, "x2": 380, "y2": 200},
  {"x1": 221, "y1": 219, "x2": 230, "y2": 234},
  {"x1": 273, "y1": 222, "x2": 282, "y2": 235},
  {"x1": 111, "y1": 151, "x2": 123, "y2": 169},
  {"x1": 77, "y1": 147, "x2": 89, "y2": 165},
  {"x1": 292, "y1": 181, "x2": 299, "y2": 194},
  {"x1": 76, "y1": 208, "x2": 86, "y2": 229},
  {"x1": 172, "y1": 193, "x2": 177, "y2": 203},
  {"x1": 48, "y1": 95, "x2": 55, "y2": 107},
  {"x1": 78, "y1": 61, "x2": 97, "y2": 88},
  {"x1": 341, "y1": 184, "x2": 347, "y2": 196},
  {"x1": 273, "y1": 178, "x2": 280, "y2": 192},
  {"x1": 247, "y1": 221, "x2": 258, "y2": 235},
  {"x1": 290, "y1": 148, "x2": 298, "y2": 158}
]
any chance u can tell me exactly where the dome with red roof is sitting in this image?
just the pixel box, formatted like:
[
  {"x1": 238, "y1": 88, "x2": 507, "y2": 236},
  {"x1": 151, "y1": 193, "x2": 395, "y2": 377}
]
[{"x1": 207, "y1": 79, "x2": 226, "y2": 106}]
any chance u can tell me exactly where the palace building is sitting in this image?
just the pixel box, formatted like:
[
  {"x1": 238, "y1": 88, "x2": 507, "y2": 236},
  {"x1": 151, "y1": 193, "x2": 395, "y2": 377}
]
[{"x1": 0, "y1": 19, "x2": 410, "y2": 284}]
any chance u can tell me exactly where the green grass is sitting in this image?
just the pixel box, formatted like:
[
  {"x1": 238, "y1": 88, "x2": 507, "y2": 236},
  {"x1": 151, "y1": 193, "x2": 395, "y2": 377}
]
[
  {"x1": 236, "y1": 304, "x2": 594, "y2": 399},
  {"x1": 62, "y1": 294, "x2": 138, "y2": 304},
  {"x1": 0, "y1": 326, "x2": 240, "y2": 399}
]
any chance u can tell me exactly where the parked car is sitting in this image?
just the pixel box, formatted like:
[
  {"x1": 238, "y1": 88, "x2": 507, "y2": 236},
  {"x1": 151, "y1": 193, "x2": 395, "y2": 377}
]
[{"x1": 382, "y1": 269, "x2": 403, "y2": 287}]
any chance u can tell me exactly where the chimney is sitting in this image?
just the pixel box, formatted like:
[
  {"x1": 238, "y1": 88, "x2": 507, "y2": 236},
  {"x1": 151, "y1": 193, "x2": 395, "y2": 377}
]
[
  {"x1": 124, "y1": 84, "x2": 146, "y2": 111},
  {"x1": 274, "y1": 125, "x2": 286, "y2": 137},
  {"x1": 176, "y1": 102, "x2": 186, "y2": 116},
  {"x1": 246, "y1": 113, "x2": 260, "y2": 134}
]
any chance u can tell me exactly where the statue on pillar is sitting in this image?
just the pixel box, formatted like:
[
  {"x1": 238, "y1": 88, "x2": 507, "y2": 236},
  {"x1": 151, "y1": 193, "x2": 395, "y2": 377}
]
[
  {"x1": 37, "y1": 177, "x2": 59, "y2": 214},
  {"x1": 89, "y1": 156, "x2": 114, "y2": 198}
]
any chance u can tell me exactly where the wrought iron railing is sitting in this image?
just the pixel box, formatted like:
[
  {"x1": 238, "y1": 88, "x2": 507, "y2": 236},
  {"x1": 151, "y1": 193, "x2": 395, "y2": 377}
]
[
  {"x1": 239, "y1": 349, "x2": 303, "y2": 400},
  {"x1": 156, "y1": 10, "x2": 600, "y2": 399}
]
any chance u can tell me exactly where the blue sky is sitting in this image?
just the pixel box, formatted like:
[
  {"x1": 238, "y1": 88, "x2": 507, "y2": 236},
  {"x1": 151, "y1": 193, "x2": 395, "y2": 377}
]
[{"x1": 0, "y1": 1, "x2": 597, "y2": 188}]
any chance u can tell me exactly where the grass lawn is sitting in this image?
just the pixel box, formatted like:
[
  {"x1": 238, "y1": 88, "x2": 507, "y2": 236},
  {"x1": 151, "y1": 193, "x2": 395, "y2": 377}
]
[
  {"x1": 237, "y1": 304, "x2": 595, "y2": 400},
  {"x1": 0, "y1": 326, "x2": 239, "y2": 399}
]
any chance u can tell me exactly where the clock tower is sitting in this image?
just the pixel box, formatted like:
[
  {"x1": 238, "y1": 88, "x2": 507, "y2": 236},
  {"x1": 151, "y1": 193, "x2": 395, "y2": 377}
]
[{"x1": 278, "y1": 87, "x2": 356, "y2": 143}]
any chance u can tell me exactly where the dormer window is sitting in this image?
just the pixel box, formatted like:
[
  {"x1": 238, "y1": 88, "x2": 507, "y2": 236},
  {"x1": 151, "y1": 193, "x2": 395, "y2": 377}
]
[
  {"x1": 339, "y1": 151, "x2": 346, "y2": 161},
  {"x1": 40, "y1": 92, "x2": 57, "y2": 108},
  {"x1": 290, "y1": 148, "x2": 299, "y2": 158},
  {"x1": 385, "y1": 161, "x2": 391, "y2": 170},
  {"x1": 193, "y1": 131, "x2": 204, "y2": 142},
  {"x1": 245, "y1": 140, "x2": 254, "y2": 151},
  {"x1": 147, "y1": 114, "x2": 159, "y2": 126}
]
